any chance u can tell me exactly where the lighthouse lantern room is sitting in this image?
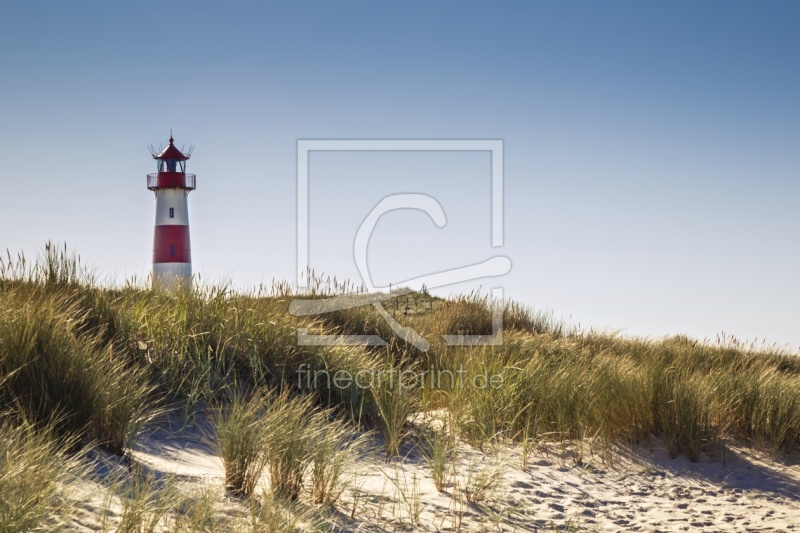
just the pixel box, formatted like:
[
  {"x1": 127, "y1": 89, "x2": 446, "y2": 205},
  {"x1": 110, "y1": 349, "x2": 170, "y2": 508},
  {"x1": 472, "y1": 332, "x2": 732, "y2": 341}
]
[{"x1": 147, "y1": 134, "x2": 196, "y2": 287}]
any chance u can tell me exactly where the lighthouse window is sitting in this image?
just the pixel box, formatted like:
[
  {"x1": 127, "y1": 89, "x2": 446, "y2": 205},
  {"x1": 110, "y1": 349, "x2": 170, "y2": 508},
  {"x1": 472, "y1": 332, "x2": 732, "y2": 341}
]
[
  {"x1": 170, "y1": 245, "x2": 175, "y2": 257},
  {"x1": 169, "y1": 207, "x2": 174, "y2": 219}
]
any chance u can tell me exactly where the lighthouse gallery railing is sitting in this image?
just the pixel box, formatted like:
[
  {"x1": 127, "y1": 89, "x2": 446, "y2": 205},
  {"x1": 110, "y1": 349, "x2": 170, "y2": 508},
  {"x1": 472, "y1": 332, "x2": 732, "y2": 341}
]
[{"x1": 147, "y1": 173, "x2": 196, "y2": 190}]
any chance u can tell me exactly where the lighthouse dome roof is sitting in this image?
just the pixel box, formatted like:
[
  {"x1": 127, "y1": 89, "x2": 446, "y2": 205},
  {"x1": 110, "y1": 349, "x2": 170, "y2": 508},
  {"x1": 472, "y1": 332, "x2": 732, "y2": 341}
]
[{"x1": 154, "y1": 135, "x2": 189, "y2": 161}]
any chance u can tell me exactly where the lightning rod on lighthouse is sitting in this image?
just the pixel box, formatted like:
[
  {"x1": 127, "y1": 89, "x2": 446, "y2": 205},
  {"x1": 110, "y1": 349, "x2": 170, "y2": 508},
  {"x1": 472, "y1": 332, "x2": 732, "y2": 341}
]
[{"x1": 147, "y1": 134, "x2": 196, "y2": 288}]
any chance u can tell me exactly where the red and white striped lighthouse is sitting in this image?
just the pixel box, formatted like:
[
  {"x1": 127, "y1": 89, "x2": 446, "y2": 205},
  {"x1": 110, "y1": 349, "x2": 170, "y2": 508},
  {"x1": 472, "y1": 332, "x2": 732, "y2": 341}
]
[{"x1": 147, "y1": 134, "x2": 196, "y2": 287}]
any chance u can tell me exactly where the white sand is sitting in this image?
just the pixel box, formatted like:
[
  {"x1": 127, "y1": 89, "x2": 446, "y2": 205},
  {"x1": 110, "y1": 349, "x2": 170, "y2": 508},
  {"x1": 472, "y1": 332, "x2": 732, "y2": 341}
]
[{"x1": 67, "y1": 411, "x2": 800, "y2": 531}]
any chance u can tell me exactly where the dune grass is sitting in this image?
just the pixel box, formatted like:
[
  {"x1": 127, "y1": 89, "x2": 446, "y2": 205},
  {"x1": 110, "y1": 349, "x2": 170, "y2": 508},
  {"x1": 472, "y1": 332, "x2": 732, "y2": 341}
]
[
  {"x1": 214, "y1": 387, "x2": 363, "y2": 502},
  {"x1": 0, "y1": 285, "x2": 155, "y2": 455},
  {"x1": 420, "y1": 425, "x2": 455, "y2": 493},
  {"x1": 0, "y1": 412, "x2": 87, "y2": 532},
  {"x1": 2, "y1": 243, "x2": 800, "y2": 529},
  {"x1": 213, "y1": 391, "x2": 272, "y2": 498}
]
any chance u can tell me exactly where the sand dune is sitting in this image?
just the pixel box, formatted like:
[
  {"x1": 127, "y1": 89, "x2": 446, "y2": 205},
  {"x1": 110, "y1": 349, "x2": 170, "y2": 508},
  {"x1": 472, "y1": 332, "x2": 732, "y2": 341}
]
[{"x1": 67, "y1": 411, "x2": 800, "y2": 532}]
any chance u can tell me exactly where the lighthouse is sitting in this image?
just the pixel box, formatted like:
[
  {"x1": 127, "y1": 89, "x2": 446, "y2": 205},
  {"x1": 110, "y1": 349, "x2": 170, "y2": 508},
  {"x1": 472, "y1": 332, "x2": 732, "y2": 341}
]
[{"x1": 147, "y1": 135, "x2": 196, "y2": 287}]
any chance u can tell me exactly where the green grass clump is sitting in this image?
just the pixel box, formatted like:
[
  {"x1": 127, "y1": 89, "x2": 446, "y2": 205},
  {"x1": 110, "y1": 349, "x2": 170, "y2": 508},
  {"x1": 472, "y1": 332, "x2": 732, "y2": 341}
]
[
  {"x1": 420, "y1": 426, "x2": 454, "y2": 493},
  {"x1": 261, "y1": 391, "x2": 319, "y2": 500},
  {"x1": 0, "y1": 286, "x2": 154, "y2": 455},
  {"x1": 310, "y1": 415, "x2": 362, "y2": 505},
  {"x1": 0, "y1": 413, "x2": 86, "y2": 532},
  {"x1": 214, "y1": 388, "x2": 362, "y2": 502},
  {"x1": 213, "y1": 391, "x2": 272, "y2": 497},
  {"x1": 368, "y1": 358, "x2": 421, "y2": 459},
  {"x1": 652, "y1": 369, "x2": 717, "y2": 461},
  {"x1": 260, "y1": 391, "x2": 362, "y2": 502}
]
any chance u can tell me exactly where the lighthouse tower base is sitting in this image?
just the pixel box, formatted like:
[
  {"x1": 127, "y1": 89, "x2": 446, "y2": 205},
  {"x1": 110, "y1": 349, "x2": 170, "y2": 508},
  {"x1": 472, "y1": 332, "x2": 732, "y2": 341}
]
[{"x1": 152, "y1": 263, "x2": 192, "y2": 288}]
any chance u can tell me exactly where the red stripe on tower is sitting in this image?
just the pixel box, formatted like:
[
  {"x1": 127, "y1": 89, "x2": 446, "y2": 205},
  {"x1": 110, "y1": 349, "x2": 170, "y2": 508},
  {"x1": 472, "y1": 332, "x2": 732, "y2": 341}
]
[{"x1": 153, "y1": 225, "x2": 191, "y2": 263}]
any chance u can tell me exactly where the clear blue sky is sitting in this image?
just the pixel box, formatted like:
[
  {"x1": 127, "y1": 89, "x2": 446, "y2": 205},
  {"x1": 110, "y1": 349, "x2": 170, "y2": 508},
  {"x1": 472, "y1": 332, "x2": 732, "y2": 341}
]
[{"x1": 1, "y1": 1, "x2": 798, "y2": 351}]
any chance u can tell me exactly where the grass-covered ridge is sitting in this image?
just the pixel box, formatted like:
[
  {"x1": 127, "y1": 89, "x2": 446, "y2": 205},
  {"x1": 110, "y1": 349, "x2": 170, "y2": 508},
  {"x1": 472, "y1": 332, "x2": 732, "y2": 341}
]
[{"x1": 1, "y1": 244, "x2": 799, "y2": 530}]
